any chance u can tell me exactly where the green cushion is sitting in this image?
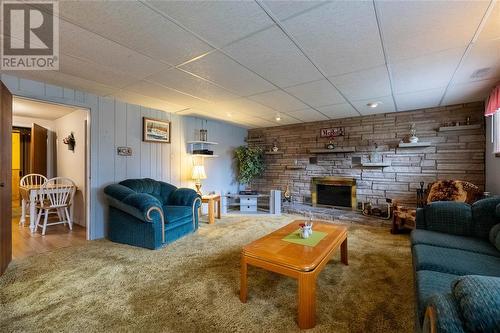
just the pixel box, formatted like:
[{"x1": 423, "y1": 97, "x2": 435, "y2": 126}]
[
  {"x1": 452, "y1": 275, "x2": 500, "y2": 333},
  {"x1": 490, "y1": 224, "x2": 500, "y2": 251},
  {"x1": 472, "y1": 197, "x2": 500, "y2": 239}
]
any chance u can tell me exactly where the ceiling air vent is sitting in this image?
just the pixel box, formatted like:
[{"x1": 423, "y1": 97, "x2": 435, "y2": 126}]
[{"x1": 470, "y1": 67, "x2": 491, "y2": 79}]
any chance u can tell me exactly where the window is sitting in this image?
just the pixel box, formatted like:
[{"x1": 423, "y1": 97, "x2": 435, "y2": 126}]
[{"x1": 494, "y1": 112, "x2": 500, "y2": 154}]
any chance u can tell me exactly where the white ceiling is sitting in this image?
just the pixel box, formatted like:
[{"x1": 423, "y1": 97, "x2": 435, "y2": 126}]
[
  {"x1": 13, "y1": 97, "x2": 81, "y2": 120},
  {"x1": 2, "y1": 0, "x2": 499, "y2": 128}
]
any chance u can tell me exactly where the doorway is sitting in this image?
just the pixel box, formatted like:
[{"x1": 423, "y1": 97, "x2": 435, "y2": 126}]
[{"x1": 11, "y1": 97, "x2": 90, "y2": 259}]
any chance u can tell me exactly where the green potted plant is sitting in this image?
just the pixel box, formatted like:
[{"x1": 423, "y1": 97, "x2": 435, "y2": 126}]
[{"x1": 234, "y1": 146, "x2": 265, "y2": 189}]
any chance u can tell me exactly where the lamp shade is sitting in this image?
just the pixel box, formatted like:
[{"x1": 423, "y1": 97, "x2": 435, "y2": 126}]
[
  {"x1": 485, "y1": 83, "x2": 500, "y2": 117},
  {"x1": 191, "y1": 165, "x2": 207, "y2": 180}
]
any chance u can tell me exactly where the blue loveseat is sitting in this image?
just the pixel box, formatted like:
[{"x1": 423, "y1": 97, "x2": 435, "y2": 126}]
[
  {"x1": 411, "y1": 197, "x2": 500, "y2": 332},
  {"x1": 104, "y1": 178, "x2": 201, "y2": 249}
]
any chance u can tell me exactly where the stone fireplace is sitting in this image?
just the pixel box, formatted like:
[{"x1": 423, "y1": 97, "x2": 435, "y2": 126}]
[{"x1": 311, "y1": 177, "x2": 357, "y2": 209}]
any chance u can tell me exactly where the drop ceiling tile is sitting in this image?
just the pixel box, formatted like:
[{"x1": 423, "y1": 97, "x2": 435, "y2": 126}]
[
  {"x1": 222, "y1": 26, "x2": 323, "y2": 87},
  {"x1": 329, "y1": 66, "x2": 391, "y2": 101},
  {"x1": 262, "y1": 1, "x2": 328, "y2": 20},
  {"x1": 111, "y1": 90, "x2": 186, "y2": 113},
  {"x1": 125, "y1": 81, "x2": 207, "y2": 107},
  {"x1": 147, "y1": 68, "x2": 240, "y2": 102},
  {"x1": 146, "y1": 0, "x2": 273, "y2": 48},
  {"x1": 395, "y1": 87, "x2": 446, "y2": 112},
  {"x1": 284, "y1": 79, "x2": 346, "y2": 107},
  {"x1": 58, "y1": 1, "x2": 212, "y2": 65},
  {"x1": 60, "y1": 21, "x2": 167, "y2": 79},
  {"x1": 213, "y1": 98, "x2": 277, "y2": 118},
  {"x1": 287, "y1": 108, "x2": 329, "y2": 122},
  {"x1": 59, "y1": 55, "x2": 138, "y2": 89},
  {"x1": 247, "y1": 90, "x2": 308, "y2": 112},
  {"x1": 179, "y1": 51, "x2": 275, "y2": 96},
  {"x1": 452, "y1": 39, "x2": 500, "y2": 85},
  {"x1": 391, "y1": 48, "x2": 464, "y2": 94},
  {"x1": 376, "y1": 0, "x2": 489, "y2": 61},
  {"x1": 260, "y1": 113, "x2": 301, "y2": 126},
  {"x1": 352, "y1": 96, "x2": 396, "y2": 115},
  {"x1": 442, "y1": 79, "x2": 496, "y2": 105},
  {"x1": 279, "y1": 1, "x2": 385, "y2": 76},
  {"x1": 316, "y1": 103, "x2": 359, "y2": 119},
  {"x1": 478, "y1": 2, "x2": 500, "y2": 42}
]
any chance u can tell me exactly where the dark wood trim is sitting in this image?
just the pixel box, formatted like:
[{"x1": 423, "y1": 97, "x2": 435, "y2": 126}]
[
  {"x1": 0, "y1": 81, "x2": 13, "y2": 275},
  {"x1": 142, "y1": 117, "x2": 171, "y2": 143}
]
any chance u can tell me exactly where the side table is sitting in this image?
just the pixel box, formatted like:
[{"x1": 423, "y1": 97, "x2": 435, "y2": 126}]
[{"x1": 200, "y1": 194, "x2": 221, "y2": 224}]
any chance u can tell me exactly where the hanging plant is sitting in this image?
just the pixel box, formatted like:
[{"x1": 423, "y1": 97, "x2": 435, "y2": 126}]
[
  {"x1": 63, "y1": 132, "x2": 76, "y2": 151},
  {"x1": 234, "y1": 146, "x2": 265, "y2": 185}
]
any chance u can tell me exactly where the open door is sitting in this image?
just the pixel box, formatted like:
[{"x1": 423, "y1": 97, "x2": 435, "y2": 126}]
[
  {"x1": 0, "y1": 82, "x2": 13, "y2": 275},
  {"x1": 30, "y1": 123, "x2": 47, "y2": 176}
]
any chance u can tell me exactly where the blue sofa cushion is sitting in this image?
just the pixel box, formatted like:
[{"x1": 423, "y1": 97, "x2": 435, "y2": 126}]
[
  {"x1": 490, "y1": 224, "x2": 500, "y2": 251},
  {"x1": 423, "y1": 202, "x2": 472, "y2": 236},
  {"x1": 120, "y1": 178, "x2": 177, "y2": 205},
  {"x1": 163, "y1": 205, "x2": 192, "y2": 224},
  {"x1": 452, "y1": 275, "x2": 500, "y2": 333},
  {"x1": 412, "y1": 244, "x2": 500, "y2": 276},
  {"x1": 427, "y1": 294, "x2": 467, "y2": 333},
  {"x1": 416, "y1": 270, "x2": 460, "y2": 320},
  {"x1": 471, "y1": 196, "x2": 500, "y2": 239},
  {"x1": 411, "y1": 229, "x2": 500, "y2": 257}
]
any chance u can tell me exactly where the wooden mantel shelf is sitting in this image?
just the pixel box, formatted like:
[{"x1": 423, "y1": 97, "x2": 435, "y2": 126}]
[
  {"x1": 438, "y1": 124, "x2": 481, "y2": 132},
  {"x1": 309, "y1": 147, "x2": 355, "y2": 154},
  {"x1": 265, "y1": 151, "x2": 284, "y2": 155},
  {"x1": 286, "y1": 165, "x2": 306, "y2": 170},
  {"x1": 361, "y1": 162, "x2": 391, "y2": 167}
]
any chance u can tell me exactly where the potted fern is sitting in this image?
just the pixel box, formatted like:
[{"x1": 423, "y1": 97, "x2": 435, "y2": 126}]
[{"x1": 234, "y1": 146, "x2": 265, "y2": 191}]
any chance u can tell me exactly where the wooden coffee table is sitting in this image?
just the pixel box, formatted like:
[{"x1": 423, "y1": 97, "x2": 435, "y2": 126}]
[{"x1": 240, "y1": 220, "x2": 348, "y2": 329}]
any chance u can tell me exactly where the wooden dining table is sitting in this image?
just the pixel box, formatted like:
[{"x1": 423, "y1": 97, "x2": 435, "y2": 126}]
[{"x1": 19, "y1": 184, "x2": 77, "y2": 233}]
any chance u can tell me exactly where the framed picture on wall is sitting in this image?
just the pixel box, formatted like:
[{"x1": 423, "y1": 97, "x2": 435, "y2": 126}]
[{"x1": 143, "y1": 117, "x2": 171, "y2": 143}]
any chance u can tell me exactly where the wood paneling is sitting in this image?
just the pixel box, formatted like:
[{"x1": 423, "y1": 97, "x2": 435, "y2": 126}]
[{"x1": 0, "y1": 82, "x2": 12, "y2": 275}]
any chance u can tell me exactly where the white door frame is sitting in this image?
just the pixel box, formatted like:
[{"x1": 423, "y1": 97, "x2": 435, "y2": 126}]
[{"x1": 12, "y1": 94, "x2": 92, "y2": 241}]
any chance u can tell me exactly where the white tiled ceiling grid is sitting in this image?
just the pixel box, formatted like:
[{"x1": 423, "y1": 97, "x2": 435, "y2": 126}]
[{"x1": 1, "y1": 0, "x2": 498, "y2": 128}]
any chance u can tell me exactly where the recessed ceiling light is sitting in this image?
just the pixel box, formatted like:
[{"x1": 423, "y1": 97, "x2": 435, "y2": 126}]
[
  {"x1": 366, "y1": 102, "x2": 381, "y2": 108},
  {"x1": 226, "y1": 112, "x2": 233, "y2": 117},
  {"x1": 275, "y1": 113, "x2": 281, "y2": 121}
]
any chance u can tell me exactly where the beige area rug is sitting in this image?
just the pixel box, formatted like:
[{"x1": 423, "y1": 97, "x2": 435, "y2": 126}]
[{"x1": 0, "y1": 215, "x2": 414, "y2": 332}]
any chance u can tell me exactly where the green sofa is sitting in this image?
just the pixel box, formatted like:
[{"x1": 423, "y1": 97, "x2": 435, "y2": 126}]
[
  {"x1": 411, "y1": 197, "x2": 500, "y2": 332},
  {"x1": 104, "y1": 178, "x2": 201, "y2": 250}
]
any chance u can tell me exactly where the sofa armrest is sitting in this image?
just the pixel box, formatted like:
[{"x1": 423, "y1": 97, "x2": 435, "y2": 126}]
[
  {"x1": 424, "y1": 295, "x2": 466, "y2": 333},
  {"x1": 419, "y1": 201, "x2": 473, "y2": 236},
  {"x1": 168, "y1": 188, "x2": 201, "y2": 208},
  {"x1": 104, "y1": 184, "x2": 165, "y2": 243},
  {"x1": 416, "y1": 207, "x2": 425, "y2": 229}
]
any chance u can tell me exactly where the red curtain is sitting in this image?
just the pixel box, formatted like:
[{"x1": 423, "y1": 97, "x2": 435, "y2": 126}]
[{"x1": 486, "y1": 83, "x2": 500, "y2": 116}]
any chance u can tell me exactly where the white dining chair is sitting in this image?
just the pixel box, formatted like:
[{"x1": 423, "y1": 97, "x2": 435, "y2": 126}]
[
  {"x1": 19, "y1": 173, "x2": 48, "y2": 226},
  {"x1": 34, "y1": 177, "x2": 76, "y2": 235}
]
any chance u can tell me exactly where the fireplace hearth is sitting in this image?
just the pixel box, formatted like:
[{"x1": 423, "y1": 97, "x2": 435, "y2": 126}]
[{"x1": 311, "y1": 177, "x2": 356, "y2": 209}]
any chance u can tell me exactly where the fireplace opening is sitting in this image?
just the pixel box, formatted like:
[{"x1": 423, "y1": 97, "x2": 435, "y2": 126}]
[
  {"x1": 311, "y1": 177, "x2": 356, "y2": 209},
  {"x1": 316, "y1": 184, "x2": 352, "y2": 207}
]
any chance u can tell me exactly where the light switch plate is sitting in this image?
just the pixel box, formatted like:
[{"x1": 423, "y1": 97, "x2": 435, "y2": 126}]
[{"x1": 117, "y1": 147, "x2": 132, "y2": 156}]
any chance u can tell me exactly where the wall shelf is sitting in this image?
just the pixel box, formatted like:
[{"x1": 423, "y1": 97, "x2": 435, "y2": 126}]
[
  {"x1": 309, "y1": 147, "x2": 355, "y2": 154},
  {"x1": 286, "y1": 165, "x2": 306, "y2": 170},
  {"x1": 398, "y1": 142, "x2": 432, "y2": 148},
  {"x1": 187, "y1": 140, "x2": 218, "y2": 145},
  {"x1": 361, "y1": 162, "x2": 391, "y2": 167},
  {"x1": 438, "y1": 124, "x2": 481, "y2": 132},
  {"x1": 191, "y1": 154, "x2": 219, "y2": 158},
  {"x1": 264, "y1": 151, "x2": 283, "y2": 155},
  {"x1": 246, "y1": 137, "x2": 264, "y2": 143}
]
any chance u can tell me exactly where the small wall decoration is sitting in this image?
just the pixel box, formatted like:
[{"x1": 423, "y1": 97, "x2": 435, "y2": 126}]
[
  {"x1": 320, "y1": 127, "x2": 344, "y2": 138},
  {"x1": 143, "y1": 117, "x2": 171, "y2": 143},
  {"x1": 117, "y1": 147, "x2": 132, "y2": 156},
  {"x1": 63, "y1": 132, "x2": 76, "y2": 151}
]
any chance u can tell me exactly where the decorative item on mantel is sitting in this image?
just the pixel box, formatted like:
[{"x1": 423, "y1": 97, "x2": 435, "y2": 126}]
[
  {"x1": 63, "y1": 132, "x2": 76, "y2": 151},
  {"x1": 283, "y1": 185, "x2": 292, "y2": 203},
  {"x1": 272, "y1": 140, "x2": 279, "y2": 152},
  {"x1": 369, "y1": 143, "x2": 382, "y2": 163},
  {"x1": 409, "y1": 123, "x2": 419, "y2": 143}
]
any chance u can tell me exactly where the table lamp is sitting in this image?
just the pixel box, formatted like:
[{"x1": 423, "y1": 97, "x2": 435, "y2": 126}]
[{"x1": 191, "y1": 165, "x2": 207, "y2": 195}]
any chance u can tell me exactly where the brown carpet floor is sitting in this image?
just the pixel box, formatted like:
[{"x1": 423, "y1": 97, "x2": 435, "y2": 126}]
[{"x1": 0, "y1": 214, "x2": 414, "y2": 332}]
